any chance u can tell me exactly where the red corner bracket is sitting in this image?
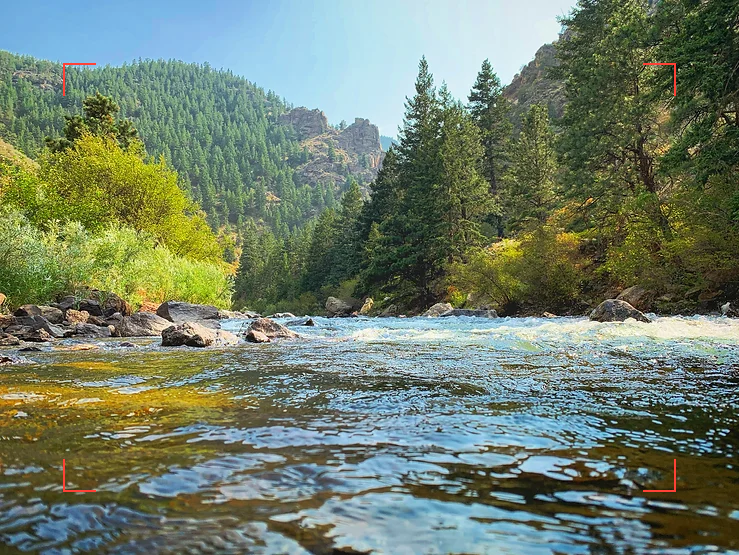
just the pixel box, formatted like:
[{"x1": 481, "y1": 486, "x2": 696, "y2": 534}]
[
  {"x1": 643, "y1": 459, "x2": 677, "y2": 493},
  {"x1": 643, "y1": 63, "x2": 677, "y2": 96}
]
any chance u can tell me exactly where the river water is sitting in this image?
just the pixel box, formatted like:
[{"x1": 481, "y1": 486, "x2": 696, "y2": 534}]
[{"x1": 1, "y1": 315, "x2": 738, "y2": 554}]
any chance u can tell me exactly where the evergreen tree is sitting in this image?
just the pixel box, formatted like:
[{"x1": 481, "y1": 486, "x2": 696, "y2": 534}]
[{"x1": 504, "y1": 105, "x2": 558, "y2": 231}]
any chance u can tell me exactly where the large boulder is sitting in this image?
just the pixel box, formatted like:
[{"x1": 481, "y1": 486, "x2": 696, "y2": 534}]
[
  {"x1": 440, "y1": 309, "x2": 498, "y2": 318},
  {"x1": 77, "y1": 290, "x2": 132, "y2": 318},
  {"x1": 5, "y1": 315, "x2": 66, "y2": 341},
  {"x1": 378, "y1": 304, "x2": 398, "y2": 318},
  {"x1": 616, "y1": 285, "x2": 654, "y2": 312},
  {"x1": 325, "y1": 297, "x2": 354, "y2": 318},
  {"x1": 244, "y1": 318, "x2": 298, "y2": 340},
  {"x1": 157, "y1": 301, "x2": 221, "y2": 328},
  {"x1": 118, "y1": 312, "x2": 172, "y2": 337},
  {"x1": 69, "y1": 323, "x2": 114, "y2": 338},
  {"x1": 161, "y1": 322, "x2": 239, "y2": 348},
  {"x1": 14, "y1": 305, "x2": 64, "y2": 324},
  {"x1": 423, "y1": 303, "x2": 453, "y2": 317},
  {"x1": 590, "y1": 299, "x2": 651, "y2": 323}
]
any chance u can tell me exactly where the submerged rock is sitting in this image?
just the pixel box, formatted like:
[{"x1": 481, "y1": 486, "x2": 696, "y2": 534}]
[
  {"x1": 590, "y1": 299, "x2": 651, "y2": 323},
  {"x1": 423, "y1": 302, "x2": 453, "y2": 317},
  {"x1": 0, "y1": 354, "x2": 32, "y2": 365},
  {"x1": 286, "y1": 317, "x2": 315, "y2": 327},
  {"x1": 161, "y1": 322, "x2": 239, "y2": 348},
  {"x1": 118, "y1": 312, "x2": 171, "y2": 337},
  {"x1": 325, "y1": 297, "x2": 354, "y2": 318},
  {"x1": 244, "y1": 318, "x2": 298, "y2": 340},
  {"x1": 157, "y1": 301, "x2": 221, "y2": 328},
  {"x1": 440, "y1": 309, "x2": 498, "y2": 318}
]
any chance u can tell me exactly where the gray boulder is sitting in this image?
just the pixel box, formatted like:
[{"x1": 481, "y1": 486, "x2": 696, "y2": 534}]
[
  {"x1": 590, "y1": 299, "x2": 651, "y2": 323},
  {"x1": 161, "y1": 322, "x2": 239, "y2": 348},
  {"x1": 440, "y1": 309, "x2": 498, "y2": 318},
  {"x1": 423, "y1": 302, "x2": 453, "y2": 317},
  {"x1": 118, "y1": 312, "x2": 172, "y2": 337},
  {"x1": 157, "y1": 301, "x2": 221, "y2": 328},
  {"x1": 616, "y1": 285, "x2": 654, "y2": 312},
  {"x1": 244, "y1": 318, "x2": 298, "y2": 340},
  {"x1": 378, "y1": 304, "x2": 399, "y2": 318},
  {"x1": 325, "y1": 296, "x2": 354, "y2": 317},
  {"x1": 14, "y1": 305, "x2": 65, "y2": 324},
  {"x1": 5, "y1": 315, "x2": 66, "y2": 341},
  {"x1": 70, "y1": 323, "x2": 114, "y2": 338}
]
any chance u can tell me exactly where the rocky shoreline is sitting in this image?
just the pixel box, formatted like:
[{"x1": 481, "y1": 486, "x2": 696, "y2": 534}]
[{"x1": 1, "y1": 288, "x2": 737, "y2": 365}]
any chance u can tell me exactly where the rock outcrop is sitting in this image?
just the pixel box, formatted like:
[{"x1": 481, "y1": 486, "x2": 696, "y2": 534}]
[
  {"x1": 118, "y1": 312, "x2": 172, "y2": 337},
  {"x1": 243, "y1": 318, "x2": 298, "y2": 340},
  {"x1": 423, "y1": 303, "x2": 453, "y2": 317},
  {"x1": 590, "y1": 299, "x2": 651, "y2": 323},
  {"x1": 278, "y1": 107, "x2": 329, "y2": 140},
  {"x1": 156, "y1": 301, "x2": 221, "y2": 328},
  {"x1": 161, "y1": 322, "x2": 239, "y2": 348},
  {"x1": 359, "y1": 298, "x2": 374, "y2": 315}
]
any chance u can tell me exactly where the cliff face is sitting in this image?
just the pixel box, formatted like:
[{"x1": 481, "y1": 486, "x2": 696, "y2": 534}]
[
  {"x1": 281, "y1": 108, "x2": 384, "y2": 190},
  {"x1": 503, "y1": 42, "x2": 566, "y2": 129}
]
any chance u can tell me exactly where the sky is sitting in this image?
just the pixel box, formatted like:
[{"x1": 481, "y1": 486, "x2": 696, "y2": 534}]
[{"x1": 3, "y1": 0, "x2": 576, "y2": 137}]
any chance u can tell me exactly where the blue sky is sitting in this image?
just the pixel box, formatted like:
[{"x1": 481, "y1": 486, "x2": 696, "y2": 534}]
[{"x1": 3, "y1": 0, "x2": 576, "y2": 136}]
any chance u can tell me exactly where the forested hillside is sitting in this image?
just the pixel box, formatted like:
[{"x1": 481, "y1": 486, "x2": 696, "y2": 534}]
[{"x1": 0, "y1": 53, "x2": 381, "y2": 232}]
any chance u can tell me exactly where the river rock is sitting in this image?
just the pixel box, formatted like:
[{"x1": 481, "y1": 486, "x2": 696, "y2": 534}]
[
  {"x1": 378, "y1": 304, "x2": 398, "y2": 317},
  {"x1": 721, "y1": 302, "x2": 739, "y2": 317},
  {"x1": 79, "y1": 290, "x2": 132, "y2": 317},
  {"x1": 244, "y1": 330, "x2": 271, "y2": 343},
  {"x1": 325, "y1": 297, "x2": 354, "y2": 317},
  {"x1": 161, "y1": 322, "x2": 239, "y2": 348},
  {"x1": 217, "y1": 309, "x2": 260, "y2": 319},
  {"x1": 244, "y1": 318, "x2": 298, "y2": 339},
  {"x1": 359, "y1": 298, "x2": 374, "y2": 315},
  {"x1": 542, "y1": 312, "x2": 557, "y2": 318},
  {"x1": 5, "y1": 316, "x2": 65, "y2": 341},
  {"x1": 440, "y1": 309, "x2": 498, "y2": 318},
  {"x1": 616, "y1": 285, "x2": 654, "y2": 312},
  {"x1": 14, "y1": 305, "x2": 65, "y2": 324},
  {"x1": 287, "y1": 317, "x2": 315, "y2": 327},
  {"x1": 0, "y1": 333, "x2": 20, "y2": 347},
  {"x1": 423, "y1": 302, "x2": 453, "y2": 317},
  {"x1": 0, "y1": 293, "x2": 5, "y2": 306},
  {"x1": 266, "y1": 312, "x2": 296, "y2": 319},
  {"x1": 65, "y1": 309, "x2": 89, "y2": 324},
  {"x1": 0, "y1": 354, "x2": 32, "y2": 365},
  {"x1": 118, "y1": 312, "x2": 172, "y2": 337},
  {"x1": 70, "y1": 323, "x2": 113, "y2": 338},
  {"x1": 157, "y1": 301, "x2": 221, "y2": 328},
  {"x1": 590, "y1": 299, "x2": 651, "y2": 323}
]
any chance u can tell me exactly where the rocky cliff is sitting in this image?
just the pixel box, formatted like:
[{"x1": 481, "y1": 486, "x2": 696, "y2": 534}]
[{"x1": 280, "y1": 108, "x2": 384, "y2": 190}]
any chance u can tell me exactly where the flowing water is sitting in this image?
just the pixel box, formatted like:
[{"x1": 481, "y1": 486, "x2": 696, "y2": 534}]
[{"x1": 1, "y1": 315, "x2": 739, "y2": 554}]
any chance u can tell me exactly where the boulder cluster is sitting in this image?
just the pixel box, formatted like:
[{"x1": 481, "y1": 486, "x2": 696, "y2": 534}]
[{"x1": 0, "y1": 292, "x2": 301, "y2": 351}]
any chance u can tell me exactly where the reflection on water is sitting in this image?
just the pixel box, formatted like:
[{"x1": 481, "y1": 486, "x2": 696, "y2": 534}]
[{"x1": 1, "y1": 315, "x2": 738, "y2": 553}]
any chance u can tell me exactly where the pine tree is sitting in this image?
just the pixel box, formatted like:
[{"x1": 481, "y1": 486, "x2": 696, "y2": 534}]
[{"x1": 504, "y1": 105, "x2": 558, "y2": 231}]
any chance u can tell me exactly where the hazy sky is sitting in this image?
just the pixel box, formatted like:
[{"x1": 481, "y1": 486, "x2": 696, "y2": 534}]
[{"x1": 3, "y1": 0, "x2": 576, "y2": 136}]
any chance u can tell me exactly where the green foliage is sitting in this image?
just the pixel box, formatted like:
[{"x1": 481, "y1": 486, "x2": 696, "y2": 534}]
[
  {"x1": 504, "y1": 105, "x2": 558, "y2": 231},
  {"x1": 0, "y1": 210, "x2": 231, "y2": 310}
]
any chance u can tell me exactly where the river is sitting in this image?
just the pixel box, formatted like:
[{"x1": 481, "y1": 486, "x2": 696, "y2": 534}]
[{"x1": 1, "y1": 315, "x2": 738, "y2": 554}]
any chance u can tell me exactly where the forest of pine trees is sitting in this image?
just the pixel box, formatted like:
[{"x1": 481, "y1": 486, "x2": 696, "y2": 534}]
[{"x1": 2, "y1": 0, "x2": 737, "y2": 316}]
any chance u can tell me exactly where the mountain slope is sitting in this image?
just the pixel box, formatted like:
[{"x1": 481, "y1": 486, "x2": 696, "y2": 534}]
[{"x1": 0, "y1": 51, "x2": 382, "y2": 231}]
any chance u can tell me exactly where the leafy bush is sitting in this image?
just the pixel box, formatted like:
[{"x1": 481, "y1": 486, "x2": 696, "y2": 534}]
[{"x1": 0, "y1": 210, "x2": 232, "y2": 310}]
